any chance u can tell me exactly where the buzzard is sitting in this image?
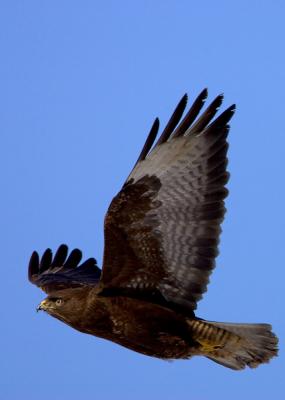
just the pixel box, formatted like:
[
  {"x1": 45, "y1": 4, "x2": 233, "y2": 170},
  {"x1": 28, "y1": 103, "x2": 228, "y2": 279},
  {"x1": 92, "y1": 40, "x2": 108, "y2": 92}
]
[{"x1": 29, "y1": 89, "x2": 278, "y2": 370}]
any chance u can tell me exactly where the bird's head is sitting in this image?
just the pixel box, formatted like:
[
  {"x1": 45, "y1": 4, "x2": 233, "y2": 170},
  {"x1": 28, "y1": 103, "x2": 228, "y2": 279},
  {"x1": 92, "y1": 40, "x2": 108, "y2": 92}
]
[
  {"x1": 37, "y1": 294, "x2": 70, "y2": 322},
  {"x1": 37, "y1": 296, "x2": 64, "y2": 313},
  {"x1": 36, "y1": 288, "x2": 89, "y2": 326}
]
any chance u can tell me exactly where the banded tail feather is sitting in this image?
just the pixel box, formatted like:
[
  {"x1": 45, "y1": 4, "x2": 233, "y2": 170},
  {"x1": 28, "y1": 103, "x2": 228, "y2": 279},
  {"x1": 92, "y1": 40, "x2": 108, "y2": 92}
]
[{"x1": 188, "y1": 319, "x2": 278, "y2": 370}]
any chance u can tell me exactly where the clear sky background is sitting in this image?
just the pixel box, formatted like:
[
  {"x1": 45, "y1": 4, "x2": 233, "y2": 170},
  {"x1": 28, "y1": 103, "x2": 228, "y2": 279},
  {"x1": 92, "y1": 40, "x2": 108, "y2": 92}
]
[{"x1": 1, "y1": 1, "x2": 284, "y2": 399}]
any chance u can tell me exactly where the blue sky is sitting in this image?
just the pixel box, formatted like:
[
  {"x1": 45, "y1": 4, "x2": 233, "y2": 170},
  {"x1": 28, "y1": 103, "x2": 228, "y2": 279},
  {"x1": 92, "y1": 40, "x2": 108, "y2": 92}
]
[{"x1": 1, "y1": 1, "x2": 284, "y2": 399}]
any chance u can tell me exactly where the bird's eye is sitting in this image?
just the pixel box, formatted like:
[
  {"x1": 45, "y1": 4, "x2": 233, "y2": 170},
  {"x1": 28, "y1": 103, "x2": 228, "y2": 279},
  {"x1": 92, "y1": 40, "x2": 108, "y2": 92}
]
[{"x1": 55, "y1": 298, "x2": 64, "y2": 306}]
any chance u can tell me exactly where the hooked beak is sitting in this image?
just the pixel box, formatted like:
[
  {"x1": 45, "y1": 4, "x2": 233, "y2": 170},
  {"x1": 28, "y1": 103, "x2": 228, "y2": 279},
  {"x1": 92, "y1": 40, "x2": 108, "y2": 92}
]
[{"x1": 36, "y1": 299, "x2": 48, "y2": 312}]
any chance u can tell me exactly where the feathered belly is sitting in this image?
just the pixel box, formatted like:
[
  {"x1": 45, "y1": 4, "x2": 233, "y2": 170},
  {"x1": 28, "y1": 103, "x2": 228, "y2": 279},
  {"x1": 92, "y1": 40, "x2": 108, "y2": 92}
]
[{"x1": 82, "y1": 295, "x2": 197, "y2": 359}]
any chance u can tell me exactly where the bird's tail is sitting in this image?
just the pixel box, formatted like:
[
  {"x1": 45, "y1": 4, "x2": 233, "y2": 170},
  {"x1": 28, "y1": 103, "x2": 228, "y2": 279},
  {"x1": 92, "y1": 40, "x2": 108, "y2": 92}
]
[{"x1": 188, "y1": 319, "x2": 278, "y2": 370}]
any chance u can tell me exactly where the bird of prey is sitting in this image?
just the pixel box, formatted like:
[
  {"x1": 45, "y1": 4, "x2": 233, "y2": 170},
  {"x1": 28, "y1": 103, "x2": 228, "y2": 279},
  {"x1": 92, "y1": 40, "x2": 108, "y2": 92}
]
[{"x1": 28, "y1": 89, "x2": 278, "y2": 370}]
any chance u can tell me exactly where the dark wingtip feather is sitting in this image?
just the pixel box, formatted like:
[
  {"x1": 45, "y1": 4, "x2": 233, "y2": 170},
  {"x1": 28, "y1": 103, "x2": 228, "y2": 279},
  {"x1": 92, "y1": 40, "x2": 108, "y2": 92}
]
[
  {"x1": 229, "y1": 103, "x2": 236, "y2": 115},
  {"x1": 52, "y1": 244, "x2": 68, "y2": 267},
  {"x1": 194, "y1": 88, "x2": 209, "y2": 106},
  {"x1": 135, "y1": 117, "x2": 160, "y2": 165},
  {"x1": 201, "y1": 87, "x2": 208, "y2": 97},
  {"x1": 172, "y1": 88, "x2": 209, "y2": 138},
  {"x1": 211, "y1": 94, "x2": 224, "y2": 109},
  {"x1": 155, "y1": 93, "x2": 188, "y2": 146},
  {"x1": 153, "y1": 117, "x2": 160, "y2": 129},
  {"x1": 206, "y1": 104, "x2": 236, "y2": 132},
  {"x1": 187, "y1": 94, "x2": 224, "y2": 134},
  {"x1": 80, "y1": 257, "x2": 97, "y2": 269},
  {"x1": 64, "y1": 248, "x2": 83, "y2": 268},
  {"x1": 39, "y1": 248, "x2": 52, "y2": 273},
  {"x1": 28, "y1": 251, "x2": 39, "y2": 281},
  {"x1": 57, "y1": 244, "x2": 68, "y2": 254}
]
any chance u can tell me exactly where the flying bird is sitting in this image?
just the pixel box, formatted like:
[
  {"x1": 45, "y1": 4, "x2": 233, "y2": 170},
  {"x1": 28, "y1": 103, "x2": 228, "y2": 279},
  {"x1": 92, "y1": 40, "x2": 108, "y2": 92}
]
[{"x1": 28, "y1": 89, "x2": 278, "y2": 370}]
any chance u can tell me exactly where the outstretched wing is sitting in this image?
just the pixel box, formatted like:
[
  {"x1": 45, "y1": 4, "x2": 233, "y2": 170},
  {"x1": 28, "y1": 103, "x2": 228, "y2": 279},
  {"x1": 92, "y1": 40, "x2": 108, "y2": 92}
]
[
  {"x1": 100, "y1": 89, "x2": 235, "y2": 311},
  {"x1": 28, "y1": 244, "x2": 101, "y2": 294}
]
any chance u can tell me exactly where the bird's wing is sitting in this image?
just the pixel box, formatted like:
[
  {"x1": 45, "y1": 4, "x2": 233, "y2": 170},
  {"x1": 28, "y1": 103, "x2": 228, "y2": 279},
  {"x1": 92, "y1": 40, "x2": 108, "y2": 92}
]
[
  {"x1": 28, "y1": 244, "x2": 101, "y2": 294},
  {"x1": 100, "y1": 89, "x2": 235, "y2": 312}
]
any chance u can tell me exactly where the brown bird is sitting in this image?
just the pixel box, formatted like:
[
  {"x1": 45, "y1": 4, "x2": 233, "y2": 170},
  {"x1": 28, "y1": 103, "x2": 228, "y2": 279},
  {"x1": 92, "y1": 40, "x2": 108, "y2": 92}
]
[{"x1": 28, "y1": 89, "x2": 278, "y2": 370}]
